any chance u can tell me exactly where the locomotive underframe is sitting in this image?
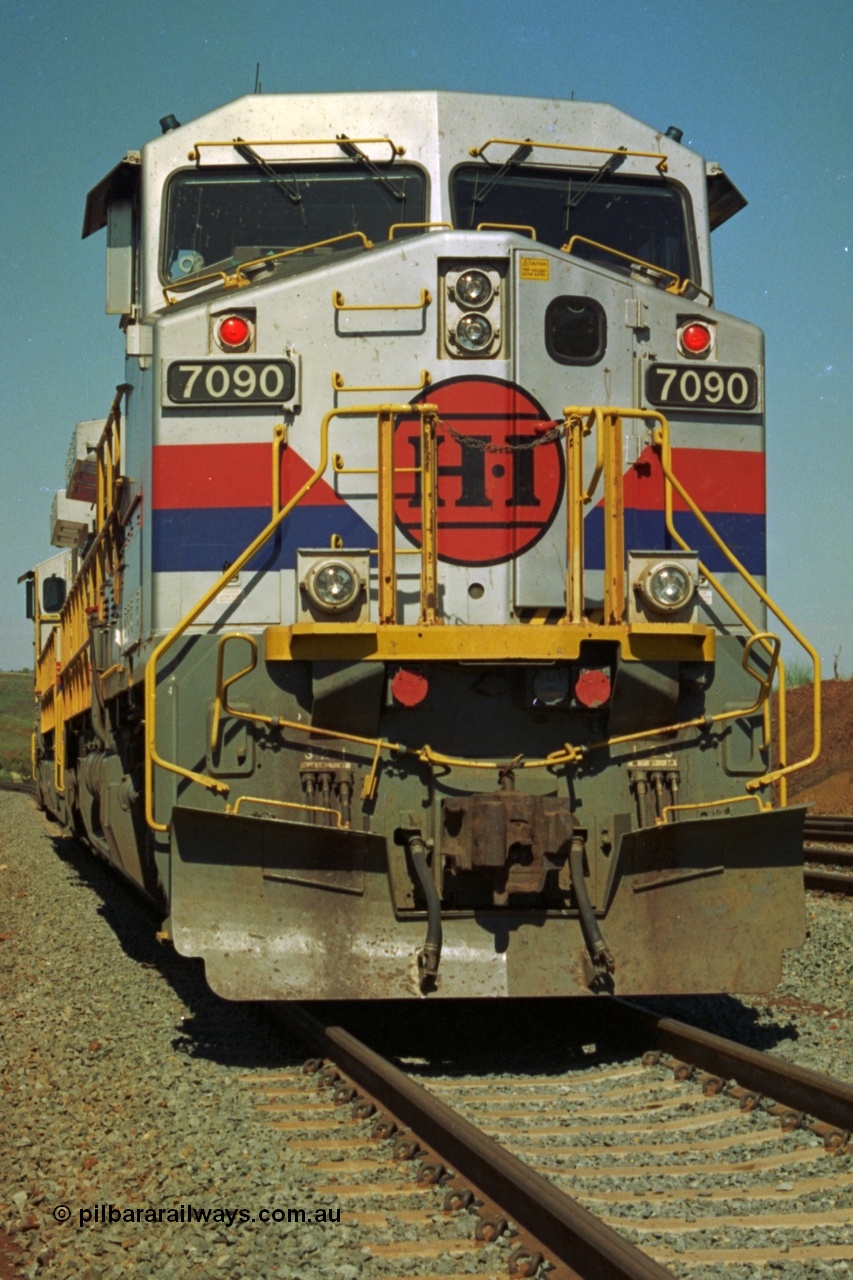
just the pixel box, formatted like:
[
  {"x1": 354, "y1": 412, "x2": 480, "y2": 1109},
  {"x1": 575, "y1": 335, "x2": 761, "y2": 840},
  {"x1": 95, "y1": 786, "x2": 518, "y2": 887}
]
[{"x1": 33, "y1": 628, "x2": 807, "y2": 999}]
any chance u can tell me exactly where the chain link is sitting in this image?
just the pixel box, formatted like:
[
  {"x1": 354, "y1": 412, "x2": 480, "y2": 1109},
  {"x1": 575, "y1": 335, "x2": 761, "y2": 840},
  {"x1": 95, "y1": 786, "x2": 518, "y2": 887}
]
[{"x1": 438, "y1": 418, "x2": 567, "y2": 454}]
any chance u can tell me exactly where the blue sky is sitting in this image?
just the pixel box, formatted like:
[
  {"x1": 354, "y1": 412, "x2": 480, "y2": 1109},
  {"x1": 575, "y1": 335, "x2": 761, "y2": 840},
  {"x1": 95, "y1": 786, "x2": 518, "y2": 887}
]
[{"x1": 1, "y1": 0, "x2": 850, "y2": 673}]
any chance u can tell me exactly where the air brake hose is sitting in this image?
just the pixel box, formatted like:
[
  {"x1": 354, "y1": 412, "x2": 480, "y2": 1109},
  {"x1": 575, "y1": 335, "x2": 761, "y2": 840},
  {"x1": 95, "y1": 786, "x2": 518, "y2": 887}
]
[
  {"x1": 408, "y1": 836, "x2": 443, "y2": 991},
  {"x1": 569, "y1": 834, "x2": 616, "y2": 977}
]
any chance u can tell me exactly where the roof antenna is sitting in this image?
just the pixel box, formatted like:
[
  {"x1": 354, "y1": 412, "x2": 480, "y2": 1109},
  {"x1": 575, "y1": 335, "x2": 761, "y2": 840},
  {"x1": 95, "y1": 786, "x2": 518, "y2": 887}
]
[{"x1": 254, "y1": 62, "x2": 262, "y2": 94}]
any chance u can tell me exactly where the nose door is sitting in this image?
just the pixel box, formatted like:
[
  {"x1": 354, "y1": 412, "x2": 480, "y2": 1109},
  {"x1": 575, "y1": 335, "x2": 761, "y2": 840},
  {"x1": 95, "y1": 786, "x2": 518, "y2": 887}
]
[{"x1": 511, "y1": 249, "x2": 639, "y2": 612}]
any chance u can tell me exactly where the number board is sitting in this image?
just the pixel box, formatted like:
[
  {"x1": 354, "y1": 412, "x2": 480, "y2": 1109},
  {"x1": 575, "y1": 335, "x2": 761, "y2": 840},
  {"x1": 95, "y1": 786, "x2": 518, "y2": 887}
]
[
  {"x1": 165, "y1": 360, "x2": 296, "y2": 405},
  {"x1": 645, "y1": 364, "x2": 759, "y2": 412}
]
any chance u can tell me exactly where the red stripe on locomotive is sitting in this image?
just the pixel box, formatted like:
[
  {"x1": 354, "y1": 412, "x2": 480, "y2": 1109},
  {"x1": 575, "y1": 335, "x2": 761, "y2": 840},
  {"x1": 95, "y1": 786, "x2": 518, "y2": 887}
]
[{"x1": 151, "y1": 443, "x2": 346, "y2": 510}]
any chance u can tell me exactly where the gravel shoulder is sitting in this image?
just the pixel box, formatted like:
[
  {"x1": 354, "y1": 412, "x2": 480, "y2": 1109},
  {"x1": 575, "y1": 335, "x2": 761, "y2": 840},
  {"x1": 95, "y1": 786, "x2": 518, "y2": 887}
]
[{"x1": 0, "y1": 794, "x2": 370, "y2": 1280}]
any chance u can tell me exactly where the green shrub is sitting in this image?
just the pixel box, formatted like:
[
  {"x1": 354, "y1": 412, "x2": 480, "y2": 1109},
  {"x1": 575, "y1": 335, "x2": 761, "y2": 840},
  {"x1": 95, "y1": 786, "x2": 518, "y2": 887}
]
[{"x1": 784, "y1": 660, "x2": 814, "y2": 688}]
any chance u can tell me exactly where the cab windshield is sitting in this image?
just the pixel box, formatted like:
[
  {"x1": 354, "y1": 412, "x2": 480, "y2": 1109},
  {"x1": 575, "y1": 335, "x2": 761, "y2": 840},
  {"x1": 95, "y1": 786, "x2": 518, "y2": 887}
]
[
  {"x1": 451, "y1": 164, "x2": 695, "y2": 282},
  {"x1": 164, "y1": 162, "x2": 427, "y2": 281}
]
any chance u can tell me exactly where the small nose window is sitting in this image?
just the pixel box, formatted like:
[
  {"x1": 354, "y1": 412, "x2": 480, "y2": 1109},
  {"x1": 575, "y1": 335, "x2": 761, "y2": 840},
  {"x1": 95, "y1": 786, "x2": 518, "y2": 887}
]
[
  {"x1": 42, "y1": 574, "x2": 67, "y2": 614},
  {"x1": 545, "y1": 296, "x2": 606, "y2": 365}
]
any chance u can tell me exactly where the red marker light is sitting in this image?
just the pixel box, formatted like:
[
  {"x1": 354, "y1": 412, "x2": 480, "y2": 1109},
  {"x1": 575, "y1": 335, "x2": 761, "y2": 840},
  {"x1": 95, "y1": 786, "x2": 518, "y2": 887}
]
[
  {"x1": 391, "y1": 668, "x2": 429, "y2": 707},
  {"x1": 575, "y1": 669, "x2": 612, "y2": 709},
  {"x1": 680, "y1": 322, "x2": 712, "y2": 356},
  {"x1": 218, "y1": 315, "x2": 251, "y2": 349}
]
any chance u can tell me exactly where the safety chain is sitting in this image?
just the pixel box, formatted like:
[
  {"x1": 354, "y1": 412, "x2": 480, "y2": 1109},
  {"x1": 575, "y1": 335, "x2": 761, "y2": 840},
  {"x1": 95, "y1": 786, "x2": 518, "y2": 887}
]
[{"x1": 441, "y1": 419, "x2": 567, "y2": 453}]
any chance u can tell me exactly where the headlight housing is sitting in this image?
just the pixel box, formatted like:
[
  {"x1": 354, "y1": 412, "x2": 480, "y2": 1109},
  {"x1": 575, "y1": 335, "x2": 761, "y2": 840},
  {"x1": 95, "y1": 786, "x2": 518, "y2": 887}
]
[
  {"x1": 454, "y1": 268, "x2": 494, "y2": 309},
  {"x1": 443, "y1": 263, "x2": 502, "y2": 358},
  {"x1": 303, "y1": 558, "x2": 361, "y2": 613},
  {"x1": 454, "y1": 312, "x2": 494, "y2": 352},
  {"x1": 639, "y1": 560, "x2": 695, "y2": 613},
  {"x1": 628, "y1": 551, "x2": 700, "y2": 622}
]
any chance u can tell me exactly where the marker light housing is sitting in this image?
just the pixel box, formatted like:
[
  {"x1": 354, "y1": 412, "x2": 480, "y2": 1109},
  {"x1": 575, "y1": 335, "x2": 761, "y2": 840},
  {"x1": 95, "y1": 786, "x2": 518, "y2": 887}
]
[
  {"x1": 678, "y1": 319, "x2": 713, "y2": 358},
  {"x1": 215, "y1": 313, "x2": 254, "y2": 351}
]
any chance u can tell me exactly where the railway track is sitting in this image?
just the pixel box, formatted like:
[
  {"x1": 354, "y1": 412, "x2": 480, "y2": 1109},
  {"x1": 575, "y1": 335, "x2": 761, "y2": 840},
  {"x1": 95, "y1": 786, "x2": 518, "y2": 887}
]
[
  {"x1": 805, "y1": 816, "x2": 853, "y2": 843},
  {"x1": 238, "y1": 1000, "x2": 853, "y2": 1278},
  {"x1": 4, "y1": 789, "x2": 852, "y2": 1279},
  {"x1": 804, "y1": 814, "x2": 853, "y2": 895}
]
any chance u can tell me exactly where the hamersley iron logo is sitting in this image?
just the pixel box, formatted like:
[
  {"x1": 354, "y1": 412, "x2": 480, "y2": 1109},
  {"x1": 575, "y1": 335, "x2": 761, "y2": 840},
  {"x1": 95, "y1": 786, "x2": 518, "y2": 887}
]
[{"x1": 394, "y1": 376, "x2": 564, "y2": 566}]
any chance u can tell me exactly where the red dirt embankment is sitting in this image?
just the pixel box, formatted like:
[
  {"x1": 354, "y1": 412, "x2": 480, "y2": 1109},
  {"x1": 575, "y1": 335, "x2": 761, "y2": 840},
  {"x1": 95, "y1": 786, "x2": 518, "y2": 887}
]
[{"x1": 776, "y1": 679, "x2": 853, "y2": 814}]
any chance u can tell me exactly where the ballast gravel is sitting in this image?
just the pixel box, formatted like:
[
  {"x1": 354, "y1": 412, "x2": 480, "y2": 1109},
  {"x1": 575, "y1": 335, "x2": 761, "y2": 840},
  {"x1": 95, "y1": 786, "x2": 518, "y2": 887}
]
[
  {"x1": 1, "y1": 794, "x2": 472, "y2": 1280},
  {"x1": 2, "y1": 790, "x2": 853, "y2": 1280}
]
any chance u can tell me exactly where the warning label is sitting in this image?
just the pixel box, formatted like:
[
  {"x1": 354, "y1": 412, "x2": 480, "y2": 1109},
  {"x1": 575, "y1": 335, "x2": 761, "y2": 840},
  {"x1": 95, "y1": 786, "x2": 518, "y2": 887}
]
[{"x1": 519, "y1": 257, "x2": 551, "y2": 281}]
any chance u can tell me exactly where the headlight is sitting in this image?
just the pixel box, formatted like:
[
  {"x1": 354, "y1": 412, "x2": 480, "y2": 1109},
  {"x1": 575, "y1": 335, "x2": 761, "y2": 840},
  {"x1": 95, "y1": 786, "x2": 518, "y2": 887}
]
[
  {"x1": 304, "y1": 559, "x2": 361, "y2": 613},
  {"x1": 639, "y1": 561, "x2": 695, "y2": 613},
  {"x1": 454, "y1": 268, "x2": 494, "y2": 309},
  {"x1": 455, "y1": 312, "x2": 494, "y2": 352}
]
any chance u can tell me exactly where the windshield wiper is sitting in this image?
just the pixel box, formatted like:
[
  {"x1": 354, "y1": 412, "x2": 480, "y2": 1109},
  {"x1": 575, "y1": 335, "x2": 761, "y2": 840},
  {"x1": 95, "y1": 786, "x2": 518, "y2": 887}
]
[
  {"x1": 564, "y1": 148, "x2": 627, "y2": 225},
  {"x1": 465, "y1": 141, "x2": 533, "y2": 226},
  {"x1": 336, "y1": 134, "x2": 408, "y2": 201},
  {"x1": 234, "y1": 139, "x2": 307, "y2": 225}
]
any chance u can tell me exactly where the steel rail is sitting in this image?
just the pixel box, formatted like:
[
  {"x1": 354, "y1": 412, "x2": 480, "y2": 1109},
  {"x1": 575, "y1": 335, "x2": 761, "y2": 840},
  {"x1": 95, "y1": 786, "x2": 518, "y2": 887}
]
[
  {"x1": 280, "y1": 1003, "x2": 676, "y2": 1280},
  {"x1": 804, "y1": 844, "x2": 853, "y2": 866},
  {"x1": 614, "y1": 999, "x2": 853, "y2": 1134},
  {"x1": 804, "y1": 867, "x2": 853, "y2": 895},
  {"x1": 804, "y1": 815, "x2": 853, "y2": 843}
]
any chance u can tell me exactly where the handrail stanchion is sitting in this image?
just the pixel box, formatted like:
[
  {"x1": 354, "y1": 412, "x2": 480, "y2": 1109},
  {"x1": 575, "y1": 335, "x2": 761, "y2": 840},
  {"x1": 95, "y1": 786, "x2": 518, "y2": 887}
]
[
  {"x1": 602, "y1": 410, "x2": 625, "y2": 624},
  {"x1": 564, "y1": 413, "x2": 585, "y2": 623},
  {"x1": 377, "y1": 411, "x2": 398, "y2": 624},
  {"x1": 419, "y1": 411, "x2": 441, "y2": 625}
]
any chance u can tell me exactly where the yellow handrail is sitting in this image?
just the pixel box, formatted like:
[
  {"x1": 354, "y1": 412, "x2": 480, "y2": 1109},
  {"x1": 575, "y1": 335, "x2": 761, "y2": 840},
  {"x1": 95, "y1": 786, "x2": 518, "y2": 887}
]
[
  {"x1": 271, "y1": 423, "x2": 286, "y2": 516},
  {"x1": 332, "y1": 369, "x2": 431, "y2": 394},
  {"x1": 47, "y1": 385, "x2": 129, "y2": 794},
  {"x1": 468, "y1": 138, "x2": 669, "y2": 174},
  {"x1": 389, "y1": 222, "x2": 452, "y2": 239},
  {"x1": 562, "y1": 236, "x2": 712, "y2": 304},
  {"x1": 332, "y1": 287, "x2": 431, "y2": 313},
  {"x1": 226, "y1": 795, "x2": 345, "y2": 828},
  {"x1": 557, "y1": 407, "x2": 818, "y2": 799},
  {"x1": 147, "y1": 400, "x2": 818, "y2": 827},
  {"x1": 561, "y1": 406, "x2": 638, "y2": 624},
  {"x1": 660, "y1": 794, "x2": 768, "y2": 823},
  {"x1": 653, "y1": 418, "x2": 821, "y2": 790},
  {"x1": 189, "y1": 136, "x2": 406, "y2": 162},
  {"x1": 210, "y1": 633, "x2": 258, "y2": 751},
  {"x1": 236, "y1": 233, "x2": 374, "y2": 280},
  {"x1": 144, "y1": 403, "x2": 437, "y2": 832},
  {"x1": 476, "y1": 222, "x2": 536, "y2": 239},
  {"x1": 164, "y1": 233, "x2": 374, "y2": 303},
  {"x1": 200, "y1": 641, "x2": 785, "y2": 809}
]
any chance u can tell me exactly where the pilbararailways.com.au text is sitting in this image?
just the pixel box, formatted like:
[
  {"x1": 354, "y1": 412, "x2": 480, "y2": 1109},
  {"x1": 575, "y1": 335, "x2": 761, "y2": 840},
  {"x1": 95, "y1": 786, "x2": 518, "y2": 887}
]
[{"x1": 59, "y1": 1204, "x2": 341, "y2": 1229}]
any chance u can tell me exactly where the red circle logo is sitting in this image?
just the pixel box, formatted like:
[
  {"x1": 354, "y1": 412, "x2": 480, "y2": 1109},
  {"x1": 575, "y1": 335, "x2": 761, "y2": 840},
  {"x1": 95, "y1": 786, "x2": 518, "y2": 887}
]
[{"x1": 394, "y1": 376, "x2": 564, "y2": 566}]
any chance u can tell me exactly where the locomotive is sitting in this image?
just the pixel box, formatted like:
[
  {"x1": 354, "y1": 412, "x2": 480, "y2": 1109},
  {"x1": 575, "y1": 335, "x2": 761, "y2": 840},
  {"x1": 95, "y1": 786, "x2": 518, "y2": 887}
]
[{"x1": 24, "y1": 91, "x2": 820, "y2": 1000}]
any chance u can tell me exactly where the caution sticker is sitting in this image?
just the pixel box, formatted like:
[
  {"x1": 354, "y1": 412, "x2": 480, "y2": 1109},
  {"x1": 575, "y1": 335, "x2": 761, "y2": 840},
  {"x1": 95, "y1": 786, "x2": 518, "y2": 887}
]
[{"x1": 519, "y1": 257, "x2": 550, "y2": 281}]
